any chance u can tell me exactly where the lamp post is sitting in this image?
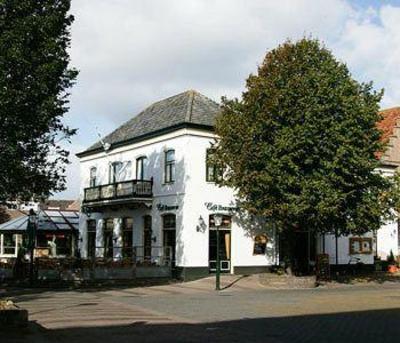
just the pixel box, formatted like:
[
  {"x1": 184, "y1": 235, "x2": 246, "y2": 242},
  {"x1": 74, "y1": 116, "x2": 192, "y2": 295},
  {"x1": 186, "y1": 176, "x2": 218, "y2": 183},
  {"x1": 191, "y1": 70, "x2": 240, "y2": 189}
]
[
  {"x1": 27, "y1": 209, "x2": 37, "y2": 286},
  {"x1": 213, "y1": 213, "x2": 223, "y2": 291}
]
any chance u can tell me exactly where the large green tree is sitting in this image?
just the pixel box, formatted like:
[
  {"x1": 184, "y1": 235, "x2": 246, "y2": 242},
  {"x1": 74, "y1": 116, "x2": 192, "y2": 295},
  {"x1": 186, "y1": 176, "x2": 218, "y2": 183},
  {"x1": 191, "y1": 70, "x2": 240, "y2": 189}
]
[
  {"x1": 214, "y1": 38, "x2": 392, "y2": 240},
  {"x1": 0, "y1": 0, "x2": 77, "y2": 201}
]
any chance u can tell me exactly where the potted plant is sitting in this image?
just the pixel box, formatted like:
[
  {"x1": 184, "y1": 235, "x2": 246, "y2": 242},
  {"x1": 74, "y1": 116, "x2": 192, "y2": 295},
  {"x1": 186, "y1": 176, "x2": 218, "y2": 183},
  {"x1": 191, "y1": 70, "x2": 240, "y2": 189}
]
[{"x1": 387, "y1": 250, "x2": 398, "y2": 273}]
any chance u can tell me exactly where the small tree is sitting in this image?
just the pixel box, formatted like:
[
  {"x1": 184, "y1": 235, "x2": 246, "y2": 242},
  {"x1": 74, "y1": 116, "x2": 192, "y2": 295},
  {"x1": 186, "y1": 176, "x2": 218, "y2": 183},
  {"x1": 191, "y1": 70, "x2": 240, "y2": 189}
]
[
  {"x1": 0, "y1": 0, "x2": 78, "y2": 201},
  {"x1": 214, "y1": 38, "x2": 391, "y2": 265}
]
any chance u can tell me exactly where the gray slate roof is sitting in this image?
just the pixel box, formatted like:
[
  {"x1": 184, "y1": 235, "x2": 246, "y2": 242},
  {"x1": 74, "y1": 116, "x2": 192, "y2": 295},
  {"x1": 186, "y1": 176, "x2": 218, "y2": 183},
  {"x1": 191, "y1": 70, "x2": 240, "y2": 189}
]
[{"x1": 79, "y1": 90, "x2": 220, "y2": 156}]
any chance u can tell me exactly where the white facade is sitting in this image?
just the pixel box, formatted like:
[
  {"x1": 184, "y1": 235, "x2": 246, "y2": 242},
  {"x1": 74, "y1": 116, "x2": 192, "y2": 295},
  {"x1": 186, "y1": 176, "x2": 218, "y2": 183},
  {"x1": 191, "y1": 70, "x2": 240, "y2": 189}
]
[
  {"x1": 78, "y1": 128, "x2": 275, "y2": 278},
  {"x1": 317, "y1": 165, "x2": 399, "y2": 265},
  {"x1": 77, "y1": 92, "x2": 400, "y2": 278}
]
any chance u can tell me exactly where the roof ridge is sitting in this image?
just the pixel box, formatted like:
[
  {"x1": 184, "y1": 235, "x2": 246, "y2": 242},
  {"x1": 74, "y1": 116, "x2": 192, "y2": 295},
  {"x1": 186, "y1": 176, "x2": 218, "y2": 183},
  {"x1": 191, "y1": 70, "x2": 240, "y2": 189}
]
[
  {"x1": 185, "y1": 90, "x2": 195, "y2": 122},
  {"x1": 380, "y1": 106, "x2": 400, "y2": 113}
]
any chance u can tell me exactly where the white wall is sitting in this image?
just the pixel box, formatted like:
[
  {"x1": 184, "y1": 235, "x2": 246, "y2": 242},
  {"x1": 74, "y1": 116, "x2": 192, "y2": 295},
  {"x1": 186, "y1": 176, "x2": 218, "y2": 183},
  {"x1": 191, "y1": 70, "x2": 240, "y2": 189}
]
[
  {"x1": 182, "y1": 134, "x2": 277, "y2": 269},
  {"x1": 318, "y1": 233, "x2": 374, "y2": 265},
  {"x1": 79, "y1": 129, "x2": 276, "y2": 270},
  {"x1": 79, "y1": 129, "x2": 399, "y2": 269},
  {"x1": 377, "y1": 221, "x2": 399, "y2": 259}
]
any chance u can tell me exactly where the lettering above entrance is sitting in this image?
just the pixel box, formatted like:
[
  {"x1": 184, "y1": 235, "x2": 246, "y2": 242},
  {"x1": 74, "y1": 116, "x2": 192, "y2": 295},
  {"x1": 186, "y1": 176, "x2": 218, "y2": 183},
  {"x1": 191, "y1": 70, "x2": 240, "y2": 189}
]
[
  {"x1": 204, "y1": 202, "x2": 239, "y2": 212},
  {"x1": 156, "y1": 203, "x2": 179, "y2": 211}
]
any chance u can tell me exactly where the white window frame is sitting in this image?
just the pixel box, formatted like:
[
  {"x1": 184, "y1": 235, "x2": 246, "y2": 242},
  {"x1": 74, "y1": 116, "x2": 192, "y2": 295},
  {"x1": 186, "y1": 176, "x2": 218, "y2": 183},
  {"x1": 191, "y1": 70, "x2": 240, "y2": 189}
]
[{"x1": 0, "y1": 233, "x2": 21, "y2": 257}]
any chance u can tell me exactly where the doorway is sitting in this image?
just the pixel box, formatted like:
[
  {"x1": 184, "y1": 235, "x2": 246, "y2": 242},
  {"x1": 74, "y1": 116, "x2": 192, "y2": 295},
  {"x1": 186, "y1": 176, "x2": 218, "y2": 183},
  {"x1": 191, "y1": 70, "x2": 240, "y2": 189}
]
[
  {"x1": 162, "y1": 214, "x2": 176, "y2": 266},
  {"x1": 279, "y1": 229, "x2": 316, "y2": 275},
  {"x1": 208, "y1": 214, "x2": 232, "y2": 273},
  {"x1": 143, "y1": 215, "x2": 152, "y2": 262}
]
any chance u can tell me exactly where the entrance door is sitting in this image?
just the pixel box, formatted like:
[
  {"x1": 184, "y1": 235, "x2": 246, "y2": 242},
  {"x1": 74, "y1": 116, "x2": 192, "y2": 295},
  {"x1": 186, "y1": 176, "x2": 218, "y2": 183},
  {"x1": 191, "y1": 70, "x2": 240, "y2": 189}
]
[
  {"x1": 209, "y1": 229, "x2": 231, "y2": 272},
  {"x1": 143, "y1": 215, "x2": 152, "y2": 262},
  {"x1": 162, "y1": 214, "x2": 176, "y2": 266},
  {"x1": 163, "y1": 230, "x2": 176, "y2": 266}
]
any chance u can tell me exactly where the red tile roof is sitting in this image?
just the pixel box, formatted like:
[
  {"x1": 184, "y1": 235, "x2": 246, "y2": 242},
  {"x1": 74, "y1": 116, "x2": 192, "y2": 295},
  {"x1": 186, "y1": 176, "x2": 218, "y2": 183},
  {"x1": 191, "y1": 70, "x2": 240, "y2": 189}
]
[{"x1": 378, "y1": 107, "x2": 400, "y2": 143}]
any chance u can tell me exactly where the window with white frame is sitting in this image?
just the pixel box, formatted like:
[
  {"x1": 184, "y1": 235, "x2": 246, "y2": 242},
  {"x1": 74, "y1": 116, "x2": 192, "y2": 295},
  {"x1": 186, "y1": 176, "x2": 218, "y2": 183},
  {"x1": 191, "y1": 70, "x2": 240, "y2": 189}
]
[
  {"x1": 164, "y1": 150, "x2": 175, "y2": 183},
  {"x1": 136, "y1": 156, "x2": 147, "y2": 180},
  {"x1": 206, "y1": 148, "x2": 223, "y2": 182},
  {"x1": 89, "y1": 167, "x2": 97, "y2": 187},
  {"x1": 109, "y1": 161, "x2": 123, "y2": 183},
  {"x1": 0, "y1": 233, "x2": 20, "y2": 256}
]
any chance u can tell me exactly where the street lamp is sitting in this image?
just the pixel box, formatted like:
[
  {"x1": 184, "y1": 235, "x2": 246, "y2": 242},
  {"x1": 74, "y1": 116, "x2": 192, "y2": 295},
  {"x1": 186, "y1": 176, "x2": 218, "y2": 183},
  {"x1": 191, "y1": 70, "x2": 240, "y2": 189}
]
[
  {"x1": 27, "y1": 209, "x2": 37, "y2": 286},
  {"x1": 213, "y1": 213, "x2": 223, "y2": 291}
]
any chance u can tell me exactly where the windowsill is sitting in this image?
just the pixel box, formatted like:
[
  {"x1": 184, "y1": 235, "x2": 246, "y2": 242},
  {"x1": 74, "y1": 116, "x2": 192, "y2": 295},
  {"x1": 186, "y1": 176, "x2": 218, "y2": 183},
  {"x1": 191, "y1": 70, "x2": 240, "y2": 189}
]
[{"x1": 162, "y1": 182, "x2": 175, "y2": 186}]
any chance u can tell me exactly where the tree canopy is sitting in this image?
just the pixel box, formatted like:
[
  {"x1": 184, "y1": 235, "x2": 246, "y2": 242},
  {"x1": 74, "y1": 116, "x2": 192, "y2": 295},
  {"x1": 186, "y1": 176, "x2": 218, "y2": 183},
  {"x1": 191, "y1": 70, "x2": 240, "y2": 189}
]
[
  {"x1": 0, "y1": 0, "x2": 77, "y2": 201},
  {"x1": 214, "y1": 38, "x2": 391, "y2": 236}
]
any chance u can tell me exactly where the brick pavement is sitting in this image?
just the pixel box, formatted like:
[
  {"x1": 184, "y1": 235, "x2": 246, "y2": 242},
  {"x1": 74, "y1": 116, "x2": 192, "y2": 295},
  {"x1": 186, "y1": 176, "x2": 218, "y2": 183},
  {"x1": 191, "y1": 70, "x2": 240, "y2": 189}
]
[{"x1": 4, "y1": 275, "x2": 400, "y2": 342}]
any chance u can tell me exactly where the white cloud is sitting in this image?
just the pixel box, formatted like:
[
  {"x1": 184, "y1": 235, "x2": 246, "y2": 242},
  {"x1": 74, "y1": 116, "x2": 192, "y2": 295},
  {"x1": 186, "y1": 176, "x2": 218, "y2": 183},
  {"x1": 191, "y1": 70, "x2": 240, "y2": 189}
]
[
  {"x1": 54, "y1": 0, "x2": 400, "y2": 199},
  {"x1": 333, "y1": 5, "x2": 400, "y2": 108}
]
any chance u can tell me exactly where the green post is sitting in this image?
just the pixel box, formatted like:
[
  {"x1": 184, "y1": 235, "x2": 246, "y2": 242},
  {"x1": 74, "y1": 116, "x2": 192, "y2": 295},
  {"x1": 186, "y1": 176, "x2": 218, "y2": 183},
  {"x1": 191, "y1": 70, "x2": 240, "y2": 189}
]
[
  {"x1": 216, "y1": 226, "x2": 220, "y2": 291},
  {"x1": 27, "y1": 209, "x2": 37, "y2": 286}
]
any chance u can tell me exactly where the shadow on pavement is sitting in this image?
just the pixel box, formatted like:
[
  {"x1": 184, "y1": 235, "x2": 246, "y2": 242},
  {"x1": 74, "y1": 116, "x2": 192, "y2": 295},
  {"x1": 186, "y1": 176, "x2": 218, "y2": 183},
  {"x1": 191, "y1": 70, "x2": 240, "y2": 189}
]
[
  {"x1": 220, "y1": 275, "x2": 249, "y2": 290},
  {"x1": 3, "y1": 307, "x2": 400, "y2": 343}
]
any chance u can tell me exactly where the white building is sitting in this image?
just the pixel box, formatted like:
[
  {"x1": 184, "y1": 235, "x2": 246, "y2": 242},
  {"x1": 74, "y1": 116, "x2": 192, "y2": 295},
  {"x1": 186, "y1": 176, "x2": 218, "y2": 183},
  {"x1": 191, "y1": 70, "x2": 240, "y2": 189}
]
[
  {"x1": 77, "y1": 91, "x2": 400, "y2": 279},
  {"x1": 318, "y1": 107, "x2": 400, "y2": 266},
  {"x1": 77, "y1": 90, "x2": 276, "y2": 280}
]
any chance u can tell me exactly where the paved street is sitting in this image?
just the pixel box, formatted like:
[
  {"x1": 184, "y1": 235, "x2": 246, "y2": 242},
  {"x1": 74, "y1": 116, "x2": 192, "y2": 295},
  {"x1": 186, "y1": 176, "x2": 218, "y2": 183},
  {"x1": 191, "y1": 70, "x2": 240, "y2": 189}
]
[{"x1": 3, "y1": 275, "x2": 400, "y2": 342}]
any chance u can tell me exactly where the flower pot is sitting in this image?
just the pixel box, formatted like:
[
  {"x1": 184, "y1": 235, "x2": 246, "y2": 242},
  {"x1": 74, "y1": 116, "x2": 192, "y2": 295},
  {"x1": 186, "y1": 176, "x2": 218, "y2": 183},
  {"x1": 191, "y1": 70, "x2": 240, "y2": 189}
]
[{"x1": 388, "y1": 264, "x2": 398, "y2": 274}]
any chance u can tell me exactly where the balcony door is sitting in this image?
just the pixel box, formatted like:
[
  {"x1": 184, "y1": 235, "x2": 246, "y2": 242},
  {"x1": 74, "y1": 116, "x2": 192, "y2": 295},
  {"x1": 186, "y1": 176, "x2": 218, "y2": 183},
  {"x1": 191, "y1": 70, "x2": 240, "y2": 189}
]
[{"x1": 109, "y1": 161, "x2": 123, "y2": 183}]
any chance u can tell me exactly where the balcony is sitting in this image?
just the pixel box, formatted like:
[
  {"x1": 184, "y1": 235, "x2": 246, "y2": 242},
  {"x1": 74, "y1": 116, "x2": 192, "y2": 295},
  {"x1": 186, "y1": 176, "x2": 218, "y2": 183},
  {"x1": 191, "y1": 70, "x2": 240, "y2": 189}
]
[{"x1": 83, "y1": 179, "x2": 153, "y2": 207}]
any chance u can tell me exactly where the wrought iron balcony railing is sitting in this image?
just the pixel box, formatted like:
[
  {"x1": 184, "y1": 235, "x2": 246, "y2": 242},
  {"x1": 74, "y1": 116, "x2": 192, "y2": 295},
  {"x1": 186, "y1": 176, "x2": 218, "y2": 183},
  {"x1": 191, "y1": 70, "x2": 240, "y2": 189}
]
[{"x1": 83, "y1": 179, "x2": 153, "y2": 203}]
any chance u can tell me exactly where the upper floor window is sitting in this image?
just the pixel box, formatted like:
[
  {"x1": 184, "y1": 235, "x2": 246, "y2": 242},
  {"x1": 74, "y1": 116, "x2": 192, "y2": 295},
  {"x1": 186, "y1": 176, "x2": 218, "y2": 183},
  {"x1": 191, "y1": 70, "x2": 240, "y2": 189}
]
[
  {"x1": 164, "y1": 150, "x2": 175, "y2": 183},
  {"x1": 89, "y1": 167, "x2": 97, "y2": 187},
  {"x1": 206, "y1": 148, "x2": 223, "y2": 182},
  {"x1": 109, "y1": 161, "x2": 123, "y2": 183},
  {"x1": 136, "y1": 156, "x2": 147, "y2": 180}
]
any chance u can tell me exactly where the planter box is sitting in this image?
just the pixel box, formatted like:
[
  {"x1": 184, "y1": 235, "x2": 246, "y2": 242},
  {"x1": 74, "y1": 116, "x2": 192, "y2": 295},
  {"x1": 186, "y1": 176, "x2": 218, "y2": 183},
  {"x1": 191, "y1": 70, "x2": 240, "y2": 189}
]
[
  {"x1": 37, "y1": 269, "x2": 60, "y2": 280},
  {"x1": 0, "y1": 306, "x2": 28, "y2": 328},
  {"x1": 93, "y1": 267, "x2": 135, "y2": 280},
  {"x1": 0, "y1": 268, "x2": 13, "y2": 280},
  {"x1": 136, "y1": 266, "x2": 171, "y2": 278}
]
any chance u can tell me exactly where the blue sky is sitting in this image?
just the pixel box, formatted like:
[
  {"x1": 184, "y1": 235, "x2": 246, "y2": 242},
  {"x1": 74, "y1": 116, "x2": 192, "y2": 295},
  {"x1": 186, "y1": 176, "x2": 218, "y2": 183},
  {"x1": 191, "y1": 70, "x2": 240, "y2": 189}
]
[{"x1": 55, "y1": 0, "x2": 400, "y2": 199}]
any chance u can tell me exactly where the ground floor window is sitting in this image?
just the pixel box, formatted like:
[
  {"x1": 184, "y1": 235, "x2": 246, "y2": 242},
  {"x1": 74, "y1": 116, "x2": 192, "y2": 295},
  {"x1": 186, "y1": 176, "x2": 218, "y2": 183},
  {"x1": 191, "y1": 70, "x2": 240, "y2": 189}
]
[
  {"x1": 349, "y1": 237, "x2": 373, "y2": 255},
  {"x1": 104, "y1": 219, "x2": 114, "y2": 259},
  {"x1": 253, "y1": 234, "x2": 268, "y2": 255},
  {"x1": 36, "y1": 232, "x2": 73, "y2": 257},
  {"x1": 122, "y1": 218, "x2": 133, "y2": 258},
  {"x1": 0, "y1": 233, "x2": 21, "y2": 256},
  {"x1": 87, "y1": 219, "x2": 96, "y2": 258}
]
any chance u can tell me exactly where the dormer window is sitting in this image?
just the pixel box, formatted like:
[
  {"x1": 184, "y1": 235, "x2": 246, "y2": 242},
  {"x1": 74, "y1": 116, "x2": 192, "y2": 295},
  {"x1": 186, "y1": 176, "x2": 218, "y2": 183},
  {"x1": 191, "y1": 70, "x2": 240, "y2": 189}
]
[
  {"x1": 136, "y1": 156, "x2": 147, "y2": 180},
  {"x1": 89, "y1": 167, "x2": 97, "y2": 187},
  {"x1": 164, "y1": 150, "x2": 175, "y2": 183}
]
